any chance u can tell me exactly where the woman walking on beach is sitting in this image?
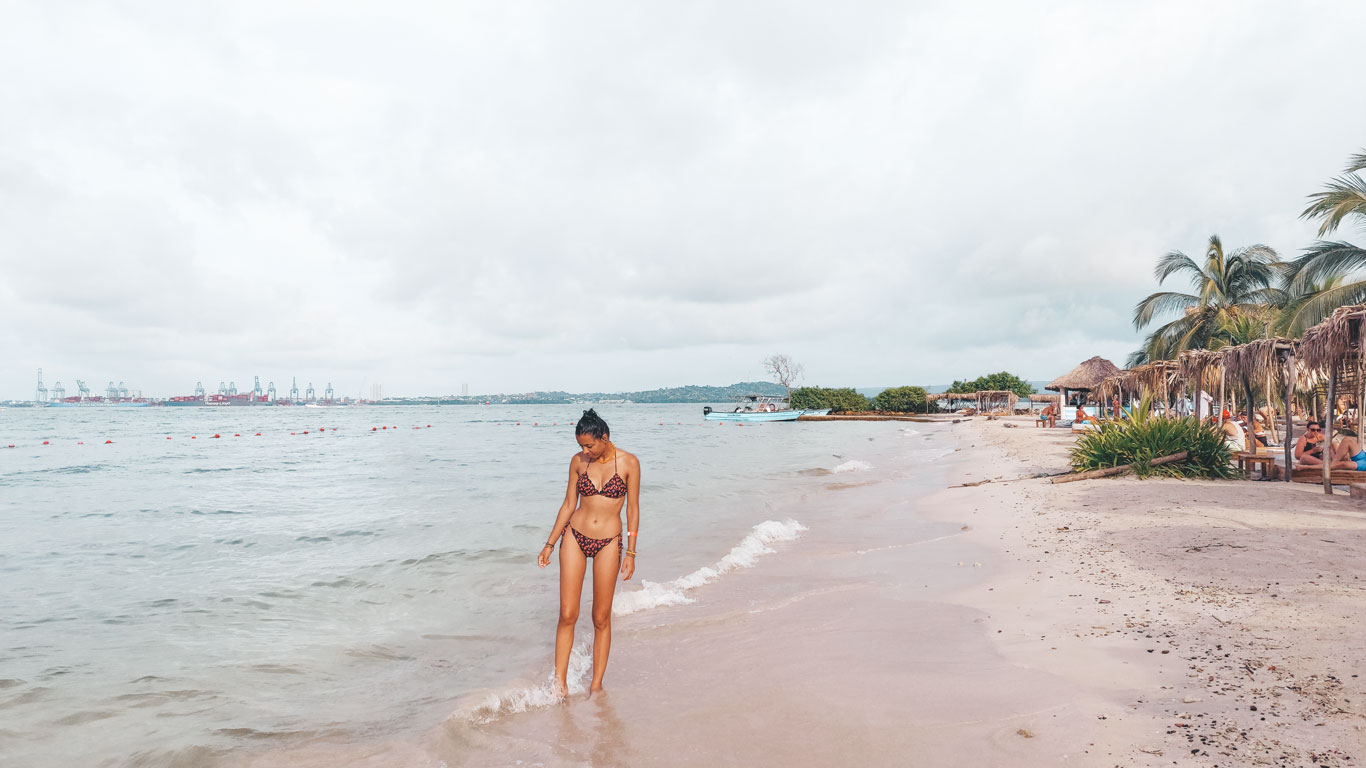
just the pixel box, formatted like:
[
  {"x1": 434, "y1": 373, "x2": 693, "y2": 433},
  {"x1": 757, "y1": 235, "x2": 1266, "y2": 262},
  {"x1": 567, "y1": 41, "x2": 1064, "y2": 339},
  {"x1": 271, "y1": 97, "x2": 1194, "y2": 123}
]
[{"x1": 537, "y1": 409, "x2": 640, "y2": 696}]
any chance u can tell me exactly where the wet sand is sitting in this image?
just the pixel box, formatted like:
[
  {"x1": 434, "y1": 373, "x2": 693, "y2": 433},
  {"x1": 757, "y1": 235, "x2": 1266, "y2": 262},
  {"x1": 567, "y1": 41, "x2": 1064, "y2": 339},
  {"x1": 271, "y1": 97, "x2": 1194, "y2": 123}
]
[{"x1": 242, "y1": 417, "x2": 1365, "y2": 767}]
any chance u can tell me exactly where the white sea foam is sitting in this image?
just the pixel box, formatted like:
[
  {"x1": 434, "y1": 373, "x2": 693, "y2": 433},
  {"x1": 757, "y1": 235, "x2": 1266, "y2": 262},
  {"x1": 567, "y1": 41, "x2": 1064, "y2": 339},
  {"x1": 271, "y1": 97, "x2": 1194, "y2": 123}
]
[
  {"x1": 898, "y1": 427, "x2": 920, "y2": 437},
  {"x1": 613, "y1": 519, "x2": 807, "y2": 616},
  {"x1": 449, "y1": 644, "x2": 595, "y2": 724},
  {"x1": 832, "y1": 459, "x2": 873, "y2": 473},
  {"x1": 448, "y1": 519, "x2": 807, "y2": 724}
]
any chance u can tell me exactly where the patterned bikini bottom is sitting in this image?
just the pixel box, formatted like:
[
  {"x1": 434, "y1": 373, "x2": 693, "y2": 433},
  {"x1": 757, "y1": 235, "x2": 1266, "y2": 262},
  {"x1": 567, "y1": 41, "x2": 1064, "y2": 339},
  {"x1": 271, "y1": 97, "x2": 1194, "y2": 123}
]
[{"x1": 560, "y1": 523, "x2": 622, "y2": 558}]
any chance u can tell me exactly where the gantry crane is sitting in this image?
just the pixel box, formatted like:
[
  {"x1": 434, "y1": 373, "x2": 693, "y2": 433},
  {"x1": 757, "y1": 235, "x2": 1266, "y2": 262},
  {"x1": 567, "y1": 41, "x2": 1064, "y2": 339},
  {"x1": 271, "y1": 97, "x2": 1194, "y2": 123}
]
[{"x1": 35, "y1": 369, "x2": 47, "y2": 403}]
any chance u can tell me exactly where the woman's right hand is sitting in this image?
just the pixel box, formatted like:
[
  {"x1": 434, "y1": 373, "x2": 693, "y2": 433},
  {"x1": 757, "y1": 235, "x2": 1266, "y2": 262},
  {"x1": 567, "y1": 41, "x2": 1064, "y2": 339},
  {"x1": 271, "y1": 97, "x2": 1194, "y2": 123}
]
[{"x1": 538, "y1": 544, "x2": 554, "y2": 568}]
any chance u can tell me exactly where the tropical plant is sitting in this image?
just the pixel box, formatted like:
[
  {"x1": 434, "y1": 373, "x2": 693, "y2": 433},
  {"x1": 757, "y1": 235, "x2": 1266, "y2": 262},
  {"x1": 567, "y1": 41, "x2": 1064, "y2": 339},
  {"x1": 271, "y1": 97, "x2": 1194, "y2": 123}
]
[
  {"x1": 789, "y1": 386, "x2": 871, "y2": 412},
  {"x1": 872, "y1": 386, "x2": 928, "y2": 412},
  {"x1": 1130, "y1": 235, "x2": 1283, "y2": 363},
  {"x1": 947, "y1": 371, "x2": 1035, "y2": 397},
  {"x1": 1069, "y1": 395, "x2": 1237, "y2": 479},
  {"x1": 1281, "y1": 150, "x2": 1366, "y2": 330}
]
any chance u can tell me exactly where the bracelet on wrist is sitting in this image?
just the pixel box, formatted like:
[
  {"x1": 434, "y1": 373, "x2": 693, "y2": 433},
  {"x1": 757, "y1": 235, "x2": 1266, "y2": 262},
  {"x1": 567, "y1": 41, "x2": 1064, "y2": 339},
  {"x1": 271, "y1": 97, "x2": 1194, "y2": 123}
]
[{"x1": 624, "y1": 550, "x2": 637, "y2": 557}]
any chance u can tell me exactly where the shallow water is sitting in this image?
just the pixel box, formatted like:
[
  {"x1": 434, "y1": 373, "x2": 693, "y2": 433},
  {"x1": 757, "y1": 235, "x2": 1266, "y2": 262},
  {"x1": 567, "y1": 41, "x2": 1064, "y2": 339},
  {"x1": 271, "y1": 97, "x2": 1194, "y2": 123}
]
[{"x1": 0, "y1": 405, "x2": 948, "y2": 766}]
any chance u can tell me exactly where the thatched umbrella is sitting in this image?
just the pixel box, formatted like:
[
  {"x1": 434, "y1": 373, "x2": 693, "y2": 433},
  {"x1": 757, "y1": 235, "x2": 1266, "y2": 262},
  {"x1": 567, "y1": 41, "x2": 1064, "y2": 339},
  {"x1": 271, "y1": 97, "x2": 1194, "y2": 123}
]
[{"x1": 1045, "y1": 356, "x2": 1121, "y2": 408}]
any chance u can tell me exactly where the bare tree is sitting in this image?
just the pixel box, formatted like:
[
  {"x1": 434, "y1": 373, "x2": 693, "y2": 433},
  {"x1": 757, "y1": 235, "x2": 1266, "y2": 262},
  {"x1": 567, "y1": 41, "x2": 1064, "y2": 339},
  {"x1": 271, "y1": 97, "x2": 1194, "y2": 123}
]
[{"x1": 763, "y1": 354, "x2": 804, "y2": 403}]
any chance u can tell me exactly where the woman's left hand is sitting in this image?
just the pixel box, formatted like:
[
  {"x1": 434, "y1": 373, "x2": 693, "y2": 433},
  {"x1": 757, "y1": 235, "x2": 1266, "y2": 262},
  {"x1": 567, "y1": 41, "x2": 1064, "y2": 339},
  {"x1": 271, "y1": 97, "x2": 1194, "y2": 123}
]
[{"x1": 620, "y1": 554, "x2": 635, "y2": 581}]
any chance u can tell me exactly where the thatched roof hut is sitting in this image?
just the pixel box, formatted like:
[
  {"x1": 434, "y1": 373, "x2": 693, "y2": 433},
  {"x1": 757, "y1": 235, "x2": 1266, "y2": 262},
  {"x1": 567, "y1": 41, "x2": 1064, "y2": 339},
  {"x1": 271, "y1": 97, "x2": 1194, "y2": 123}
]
[{"x1": 1045, "y1": 356, "x2": 1121, "y2": 403}]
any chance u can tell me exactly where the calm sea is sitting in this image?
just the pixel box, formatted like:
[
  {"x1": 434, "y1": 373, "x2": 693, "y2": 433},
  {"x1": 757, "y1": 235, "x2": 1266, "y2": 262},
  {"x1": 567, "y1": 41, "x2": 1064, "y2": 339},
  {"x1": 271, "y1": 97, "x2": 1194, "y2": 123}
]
[{"x1": 0, "y1": 404, "x2": 949, "y2": 766}]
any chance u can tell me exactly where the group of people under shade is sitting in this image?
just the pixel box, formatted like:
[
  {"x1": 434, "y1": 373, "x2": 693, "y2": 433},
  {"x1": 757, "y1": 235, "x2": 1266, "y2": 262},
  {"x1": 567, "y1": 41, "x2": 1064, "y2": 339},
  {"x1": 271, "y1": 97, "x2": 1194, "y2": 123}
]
[{"x1": 1036, "y1": 394, "x2": 1366, "y2": 472}]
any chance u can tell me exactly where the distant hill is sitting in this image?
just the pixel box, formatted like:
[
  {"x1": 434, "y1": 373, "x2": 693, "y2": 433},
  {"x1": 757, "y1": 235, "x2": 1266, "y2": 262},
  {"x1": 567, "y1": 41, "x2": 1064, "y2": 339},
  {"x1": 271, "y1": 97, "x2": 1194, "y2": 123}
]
[{"x1": 620, "y1": 381, "x2": 787, "y2": 403}]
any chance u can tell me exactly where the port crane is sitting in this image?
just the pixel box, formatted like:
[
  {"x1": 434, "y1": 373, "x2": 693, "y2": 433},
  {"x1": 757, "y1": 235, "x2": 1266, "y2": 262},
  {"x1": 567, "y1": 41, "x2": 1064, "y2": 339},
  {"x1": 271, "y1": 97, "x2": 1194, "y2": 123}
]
[
  {"x1": 253, "y1": 376, "x2": 264, "y2": 401},
  {"x1": 325, "y1": 383, "x2": 334, "y2": 403},
  {"x1": 106, "y1": 382, "x2": 119, "y2": 400},
  {"x1": 290, "y1": 377, "x2": 299, "y2": 404},
  {"x1": 118, "y1": 382, "x2": 129, "y2": 399},
  {"x1": 35, "y1": 369, "x2": 47, "y2": 403},
  {"x1": 266, "y1": 381, "x2": 276, "y2": 401},
  {"x1": 305, "y1": 382, "x2": 315, "y2": 402},
  {"x1": 51, "y1": 381, "x2": 65, "y2": 400},
  {"x1": 76, "y1": 380, "x2": 91, "y2": 402},
  {"x1": 194, "y1": 382, "x2": 206, "y2": 399}
]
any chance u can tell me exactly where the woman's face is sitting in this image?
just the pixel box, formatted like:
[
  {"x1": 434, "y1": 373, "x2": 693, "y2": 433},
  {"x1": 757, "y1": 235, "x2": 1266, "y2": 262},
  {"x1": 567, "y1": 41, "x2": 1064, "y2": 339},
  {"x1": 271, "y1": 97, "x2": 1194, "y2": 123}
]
[{"x1": 577, "y1": 433, "x2": 611, "y2": 460}]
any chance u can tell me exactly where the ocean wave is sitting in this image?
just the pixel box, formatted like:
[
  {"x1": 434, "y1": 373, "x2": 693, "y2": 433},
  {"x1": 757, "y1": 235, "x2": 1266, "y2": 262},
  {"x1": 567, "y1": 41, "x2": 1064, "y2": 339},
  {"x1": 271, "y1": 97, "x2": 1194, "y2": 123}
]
[
  {"x1": 898, "y1": 427, "x2": 920, "y2": 437},
  {"x1": 832, "y1": 459, "x2": 873, "y2": 474},
  {"x1": 447, "y1": 644, "x2": 594, "y2": 723},
  {"x1": 613, "y1": 519, "x2": 807, "y2": 616}
]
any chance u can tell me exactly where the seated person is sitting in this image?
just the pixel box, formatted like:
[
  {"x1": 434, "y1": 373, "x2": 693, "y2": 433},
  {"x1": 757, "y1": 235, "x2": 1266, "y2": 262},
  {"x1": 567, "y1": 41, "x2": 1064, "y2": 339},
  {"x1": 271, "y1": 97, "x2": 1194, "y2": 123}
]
[
  {"x1": 1074, "y1": 405, "x2": 1091, "y2": 423},
  {"x1": 1220, "y1": 416, "x2": 1247, "y2": 455},
  {"x1": 1331, "y1": 433, "x2": 1366, "y2": 470},
  {"x1": 1295, "y1": 421, "x2": 1326, "y2": 466},
  {"x1": 1037, "y1": 403, "x2": 1056, "y2": 427},
  {"x1": 1239, "y1": 412, "x2": 1269, "y2": 448}
]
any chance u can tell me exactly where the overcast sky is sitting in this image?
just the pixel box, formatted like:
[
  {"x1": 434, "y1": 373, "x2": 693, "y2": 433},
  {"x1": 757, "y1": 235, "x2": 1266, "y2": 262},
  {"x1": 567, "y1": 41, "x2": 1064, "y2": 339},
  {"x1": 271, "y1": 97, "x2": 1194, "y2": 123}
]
[{"x1": 3, "y1": 1, "x2": 1364, "y2": 399}]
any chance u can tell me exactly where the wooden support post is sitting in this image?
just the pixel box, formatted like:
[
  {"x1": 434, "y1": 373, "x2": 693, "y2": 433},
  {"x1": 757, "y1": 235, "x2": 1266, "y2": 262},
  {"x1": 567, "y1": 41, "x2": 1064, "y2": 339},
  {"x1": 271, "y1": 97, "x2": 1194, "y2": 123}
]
[
  {"x1": 1325, "y1": 361, "x2": 1337, "y2": 495},
  {"x1": 1193, "y1": 366, "x2": 1203, "y2": 422},
  {"x1": 1218, "y1": 370, "x2": 1226, "y2": 427},
  {"x1": 1284, "y1": 351, "x2": 1295, "y2": 483}
]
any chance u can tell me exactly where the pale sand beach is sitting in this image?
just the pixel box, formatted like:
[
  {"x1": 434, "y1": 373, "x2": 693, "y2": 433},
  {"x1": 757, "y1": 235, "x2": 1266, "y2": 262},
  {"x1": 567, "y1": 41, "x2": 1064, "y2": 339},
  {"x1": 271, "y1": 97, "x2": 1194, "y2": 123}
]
[{"x1": 240, "y1": 417, "x2": 1365, "y2": 767}]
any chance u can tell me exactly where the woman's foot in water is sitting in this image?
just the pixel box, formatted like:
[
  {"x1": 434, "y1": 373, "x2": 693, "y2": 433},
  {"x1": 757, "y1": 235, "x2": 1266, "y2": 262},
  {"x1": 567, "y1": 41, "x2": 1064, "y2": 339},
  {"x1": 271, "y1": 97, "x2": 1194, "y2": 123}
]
[{"x1": 587, "y1": 681, "x2": 604, "y2": 696}]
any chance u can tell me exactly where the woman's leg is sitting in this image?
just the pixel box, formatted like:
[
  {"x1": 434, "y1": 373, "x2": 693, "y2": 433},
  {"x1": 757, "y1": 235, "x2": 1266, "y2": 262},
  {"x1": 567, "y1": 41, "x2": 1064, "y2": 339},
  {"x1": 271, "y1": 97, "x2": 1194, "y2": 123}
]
[
  {"x1": 587, "y1": 543, "x2": 622, "y2": 692},
  {"x1": 555, "y1": 533, "x2": 588, "y2": 695}
]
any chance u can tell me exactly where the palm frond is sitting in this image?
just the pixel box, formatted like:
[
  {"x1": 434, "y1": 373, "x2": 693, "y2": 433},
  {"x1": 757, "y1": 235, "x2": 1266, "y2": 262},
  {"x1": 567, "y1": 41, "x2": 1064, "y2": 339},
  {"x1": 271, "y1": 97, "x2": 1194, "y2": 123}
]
[
  {"x1": 1132, "y1": 290, "x2": 1200, "y2": 330},
  {"x1": 1239, "y1": 286, "x2": 1289, "y2": 309},
  {"x1": 1284, "y1": 241, "x2": 1366, "y2": 294},
  {"x1": 1152, "y1": 250, "x2": 1204, "y2": 285},
  {"x1": 1346, "y1": 150, "x2": 1366, "y2": 174},
  {"x1": 1275, "y1": 279, "x2": 1366, "y2": 336},
  {"x1": 1126, "y1": 348, "x2": 1150, "y2": 367},
  {"x1": 1301, "y1": 173, "x2": 1366, "y2": 237}
]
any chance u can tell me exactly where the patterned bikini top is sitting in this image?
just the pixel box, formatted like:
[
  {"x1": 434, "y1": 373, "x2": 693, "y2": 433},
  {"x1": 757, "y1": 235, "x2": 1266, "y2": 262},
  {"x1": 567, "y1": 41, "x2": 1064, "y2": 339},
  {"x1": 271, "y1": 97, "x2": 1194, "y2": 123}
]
[{"x1": 578, "y1": 450, "x2": 627, "y2": 499}]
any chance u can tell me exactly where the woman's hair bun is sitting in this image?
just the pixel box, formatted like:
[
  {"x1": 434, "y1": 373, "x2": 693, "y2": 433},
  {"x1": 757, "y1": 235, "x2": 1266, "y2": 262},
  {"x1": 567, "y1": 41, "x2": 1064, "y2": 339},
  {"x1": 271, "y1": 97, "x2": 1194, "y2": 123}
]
[{"x1": 576, "y1": 408, "x2": 609, "y2": 439}]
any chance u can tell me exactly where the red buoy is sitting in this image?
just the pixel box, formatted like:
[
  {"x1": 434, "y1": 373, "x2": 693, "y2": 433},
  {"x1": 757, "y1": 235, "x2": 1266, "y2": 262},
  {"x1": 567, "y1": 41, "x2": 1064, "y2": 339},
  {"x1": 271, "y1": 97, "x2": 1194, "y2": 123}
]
[
  {"x1": 212, "y1": 434, "x2": 220, "y2": 438},
  {"x1": 191, "y1": 436, "x2": 197, "y2": 439},
  {"x1": 166, "y1": 437, "x2": 172, "y2": 440},
  {"x1": 234, "y1": 433, "x2": 240, "y2": 437},
  {"x1": 42, "y1": 441, "x2": 49, "y2": 445},
  {"x1": 372, "y1": 427, "x2": 377, "y2": 431},
  {"x1": 255, "y1": 432, "x2": 261, "y2": 436},
  {"x1": 105, "y1": 440, "x2": 113, "y2": 444}
]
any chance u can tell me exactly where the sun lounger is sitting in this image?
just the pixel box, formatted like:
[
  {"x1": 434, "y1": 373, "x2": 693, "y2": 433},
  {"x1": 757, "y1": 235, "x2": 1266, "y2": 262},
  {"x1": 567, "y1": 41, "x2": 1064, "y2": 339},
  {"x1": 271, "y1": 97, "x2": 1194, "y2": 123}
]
[{"x1": 1290, "y1": 467, "x2": 1366, "y2": 485}]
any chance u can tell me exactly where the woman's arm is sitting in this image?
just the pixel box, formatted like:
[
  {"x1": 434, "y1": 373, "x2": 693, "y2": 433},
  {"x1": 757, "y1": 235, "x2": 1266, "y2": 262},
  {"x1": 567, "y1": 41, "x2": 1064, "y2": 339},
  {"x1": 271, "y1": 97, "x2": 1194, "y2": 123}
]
[
  {"x1": 538, "y1": 457, "x2": 582, "y2": 568},
  {"x1": 620, "y1": 454, "x2": 641, "y2": 581}
]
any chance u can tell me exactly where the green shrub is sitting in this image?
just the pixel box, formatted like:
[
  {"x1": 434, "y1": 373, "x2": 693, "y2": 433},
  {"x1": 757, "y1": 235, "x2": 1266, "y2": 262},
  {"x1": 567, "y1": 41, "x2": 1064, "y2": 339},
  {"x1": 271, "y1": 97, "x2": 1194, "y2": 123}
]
[
  {"x1": 872, "y1": 385, "x2": 928, "y2": 413},
  {"x1": 948, "y1": 372, "x2": 1035, "y2": 397},
  {"x1": 790, "y1": 386, "x2": 871, "y2": 412},
  {"x1": 1068, "y1": 397, "x2": 1237, "y2": 479}
]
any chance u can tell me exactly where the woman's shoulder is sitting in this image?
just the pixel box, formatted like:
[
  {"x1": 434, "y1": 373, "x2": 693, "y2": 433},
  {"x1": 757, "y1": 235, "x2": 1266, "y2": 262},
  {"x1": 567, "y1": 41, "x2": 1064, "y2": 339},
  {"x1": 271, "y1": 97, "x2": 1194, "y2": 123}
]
[{"x1": 617, "y1": 448, "x2": 640, "y2": 469}]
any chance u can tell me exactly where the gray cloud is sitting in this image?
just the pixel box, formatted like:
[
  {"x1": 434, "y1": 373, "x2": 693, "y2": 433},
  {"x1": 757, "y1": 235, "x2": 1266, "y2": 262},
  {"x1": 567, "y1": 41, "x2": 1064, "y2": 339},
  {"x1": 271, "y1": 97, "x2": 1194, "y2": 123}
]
[{"x1": 3, "y1": 1, "x2": 1365, "y2": 398}]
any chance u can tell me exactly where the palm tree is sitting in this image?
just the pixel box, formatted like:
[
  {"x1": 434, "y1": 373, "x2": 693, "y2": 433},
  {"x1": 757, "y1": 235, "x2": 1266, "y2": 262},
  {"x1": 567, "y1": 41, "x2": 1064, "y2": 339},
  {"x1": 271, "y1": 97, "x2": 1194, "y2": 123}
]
[
  {"x1": 1131, "y1": 235, "x2": 1283, "y2": 364},
  {"x1": 1282, "y1": 150, "x2": 1366, "y2": 326}
]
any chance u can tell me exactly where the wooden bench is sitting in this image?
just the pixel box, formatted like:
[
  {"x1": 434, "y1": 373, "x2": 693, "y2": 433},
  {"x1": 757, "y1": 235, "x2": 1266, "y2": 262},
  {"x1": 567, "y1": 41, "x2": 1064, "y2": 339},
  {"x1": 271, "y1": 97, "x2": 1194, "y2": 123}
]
[
  {"x1": 1289, "y1": 467, "x2": 1366, "y2": 485},
  {"x1": 1235, "y1": 452, "x2": 1279, "y2": 480}
]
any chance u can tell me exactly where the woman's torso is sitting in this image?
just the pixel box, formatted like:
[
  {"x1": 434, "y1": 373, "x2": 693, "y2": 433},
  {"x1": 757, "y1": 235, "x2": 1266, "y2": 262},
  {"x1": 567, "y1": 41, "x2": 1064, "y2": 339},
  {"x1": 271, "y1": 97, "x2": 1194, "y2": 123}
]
[{"x1": 569, "y1": 450, "x2": 630, "y2": 537}]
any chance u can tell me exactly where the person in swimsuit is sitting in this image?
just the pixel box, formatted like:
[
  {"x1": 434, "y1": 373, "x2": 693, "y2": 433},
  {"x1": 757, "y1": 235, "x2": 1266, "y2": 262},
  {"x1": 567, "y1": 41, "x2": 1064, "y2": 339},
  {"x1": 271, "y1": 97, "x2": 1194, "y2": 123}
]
[
  {"x1": 537, "y1": 409, "x2": 640, "y2": 697},
  {"x1": 1295, "y1": 421, "x2": 1326, "y2": 467}
]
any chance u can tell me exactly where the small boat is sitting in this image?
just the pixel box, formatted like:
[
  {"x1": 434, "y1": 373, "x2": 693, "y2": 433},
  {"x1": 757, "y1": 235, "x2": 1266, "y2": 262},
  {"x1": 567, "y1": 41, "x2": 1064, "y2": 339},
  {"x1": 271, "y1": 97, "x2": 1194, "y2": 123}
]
[{"x1": 703, "y1": 395, "x2": 829, "y2": 422}]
